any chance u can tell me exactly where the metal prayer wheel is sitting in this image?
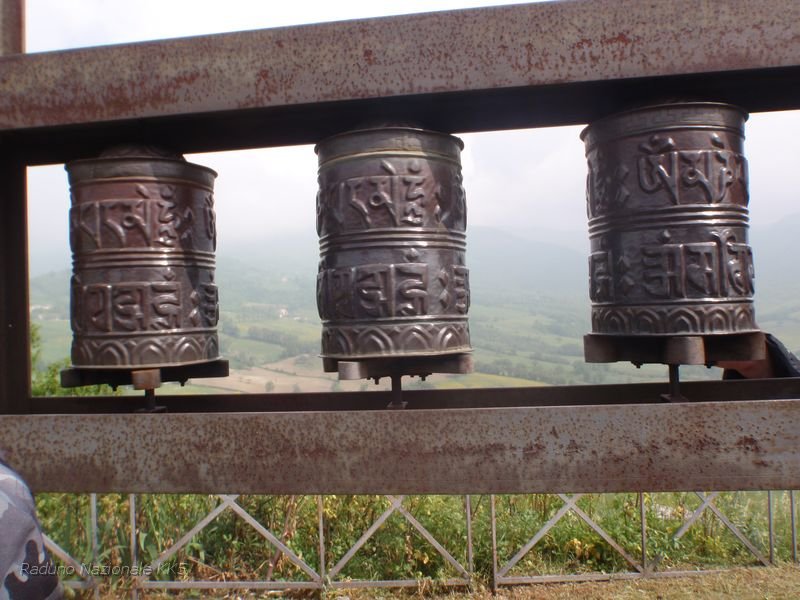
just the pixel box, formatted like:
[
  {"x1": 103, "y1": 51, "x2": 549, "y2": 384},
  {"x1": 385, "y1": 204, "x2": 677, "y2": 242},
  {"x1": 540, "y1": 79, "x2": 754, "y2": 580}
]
[
  {"x1": 63, "y1": 146, "x2": 227, "y2": 385},
  {"x1": 315, "y1": 127, "x2": 472, "y2": 379},
  {"x1": 581, "y1": 103, "x2": 764, "y2": 365}
]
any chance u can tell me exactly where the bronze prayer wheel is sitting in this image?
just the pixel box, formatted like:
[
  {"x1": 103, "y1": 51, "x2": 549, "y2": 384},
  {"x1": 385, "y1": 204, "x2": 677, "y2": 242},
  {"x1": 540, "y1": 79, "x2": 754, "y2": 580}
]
[
  {"x1": 582, "y1": 103, "x2": 763, "y2": 365},
  {"x1": 66, "y1": 146, "x2": 222, "y2": 372},
  {"x1": 315, "y1": 127, "x2": 472, "y2": 379}
]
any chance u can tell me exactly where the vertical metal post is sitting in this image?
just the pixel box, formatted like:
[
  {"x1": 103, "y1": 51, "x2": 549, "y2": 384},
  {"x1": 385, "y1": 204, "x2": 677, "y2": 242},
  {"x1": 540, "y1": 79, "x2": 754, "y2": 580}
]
[
  {"x1": 490, "y1": 495, "x2": 498, "y2": 594},
  {"x1": 91, "y1": 493, "x2": 100, "y2": 599},
  {"x1": 130, "y1": 494, "x2": 138, "y2": 600},
  {"x1": 0, "y1": 2, "x2": 28, "y2": 415},
  {"x1": 792, "y1": 490, "x2": 797, "y2": 563},
  {"x1": 0, "y1": 154, "x2": 31, "y2": 414},
  {"x1": 0, "y1": 0, "x2": 24, "y2": 55},
  {"x1": 768, "y1": 491, "x2": 775, "y2": 564},
  {"x1": 640, "y1": 492, "x2": 647, "y2": 574},
  {"x1": 466, "y1": 495, "x2": 474, "y2": 582},
  {"x1": 317, "y1": 495, "x2": 326, "y2": 591}
]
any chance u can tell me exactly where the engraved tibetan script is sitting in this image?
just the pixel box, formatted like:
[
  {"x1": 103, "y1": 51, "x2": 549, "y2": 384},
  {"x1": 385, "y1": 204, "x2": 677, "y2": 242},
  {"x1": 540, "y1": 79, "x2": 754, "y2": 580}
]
[
  {"x1": 318, "y1": 263, "x2": 469, "y2": 320},
  {"x1": 637, "y1": 135, "x2": 747, "y2": 205},
  {"x1": 74, "y1": 279, "x2": 218, "y2": 333}
]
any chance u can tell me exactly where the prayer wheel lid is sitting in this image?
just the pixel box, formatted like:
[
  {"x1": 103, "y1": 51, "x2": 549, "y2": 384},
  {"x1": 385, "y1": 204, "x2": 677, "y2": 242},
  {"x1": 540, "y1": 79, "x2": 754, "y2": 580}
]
[
  {"x1": 315, "y1": 126, "x2": 464, "y2": 166},
  {"x1": 65, "y1": 144, "x2": 217, "y2": 186},
  {"x1": 581, "y1": 102, "x2": 748, "y2": 149}
]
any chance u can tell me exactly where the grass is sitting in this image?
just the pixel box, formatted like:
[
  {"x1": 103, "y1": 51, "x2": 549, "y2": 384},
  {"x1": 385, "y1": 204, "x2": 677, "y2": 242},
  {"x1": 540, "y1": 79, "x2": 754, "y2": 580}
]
[{"x1": 37, "y1": 491, "x2": 798, "y2": 599}]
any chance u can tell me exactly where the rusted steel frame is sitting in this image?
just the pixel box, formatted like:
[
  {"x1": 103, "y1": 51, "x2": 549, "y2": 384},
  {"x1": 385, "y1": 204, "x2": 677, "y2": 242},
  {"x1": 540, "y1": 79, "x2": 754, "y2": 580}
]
[
  {"x1": 328, "y1": 495, "x2": 404, "y2": 579},
  {"x1": 326, "y1": 495, "x2": 471, "y2": 586},
  {"x1": 130, "y1": 495, "x2": 138, "y2": 600},
  {"x1": 490, "y1": 495, "x2": 498, "y2": 595},
  {"x1": 0, "y1": 0, "x2": 22, "y2": 56},
  {"x1": 42, "y1": 533, "x2": 97, "y2": 591},
  {"x1": 132, "y1": 494, "x2": 322, "y2": 591},
  {"x1": 2, "y1": 1, "x2": 800, "y2": 163},
  {"x1": 90, "y1": 494, "x2": 100, "y2": 600},
  {"x1": 671, "y1": 492, "x2": 721, "y2": 541},
  {"x1": 27, "y1": 378, "x2": 800, "y2": 414},
  {"x1": 387, "y1": 495, "x2": 471, "y2": 579},
  {"x1": 640, "y1": 493, "x2": 648, "y2": 575},
  {"x1": 792, "y1": 491, "x2": 798, "y2": 562},
  {"x1": 227, "y1": 501, "x2": 321, "y2": 582},
  {"x1": 318, "y1": 496, "x2": 326, "y2": 583},
  {"x1": 0, "y1": 156, "x2": 30, "y2": 414},
  {"x1": 5, "y1": 398, "x2": 800, "y2": 495},
  {"x1": 0, "y1": 0, "x2": 27, "y2": 416},
  {"x1": 564, "y1": 494, "x2": 644, "y2": 573},
  {"x1": 328, "y1": 578, "x2": 469, "y2": 589},
  {"x1": 142, "y1": 581, "x2": 322, "y2": 591},
  {"x1": 497, "y1": 494, "x2": 583, "y2": 578},
  {"x1": 494, "y1": 493, "x2": 642, "y2": 584},
  {"x1": 135, "y1": 495, "x2": 239, "y2": 582},
  {"x1": 702, "y1": 493, "x2": 770, "y2": 566},
  {"x1": 466, "y1": 495, "x2": 474, "y2": 580},
  {"x1": 653, "y1": 491, "x2": 769, "y2": 569},
  {"x1": 768, "y1": 491, "x2": 775, "y2": 564},
  {"x1": 498, "y1": 569, "x2": 727, "y2": 585}
]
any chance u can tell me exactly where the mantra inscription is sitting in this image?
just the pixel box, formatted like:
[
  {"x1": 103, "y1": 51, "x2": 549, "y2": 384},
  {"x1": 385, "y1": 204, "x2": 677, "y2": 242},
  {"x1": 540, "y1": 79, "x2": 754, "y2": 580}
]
[
  {"x1": 66, "y1": 147, "x2": 220, "y2": 368},
  {"x1": 582, "y1": 104, "x2": 759, "y2": 337},
  {"x1": 315, "y1": 128, "x2": 471, "y2": 362}
]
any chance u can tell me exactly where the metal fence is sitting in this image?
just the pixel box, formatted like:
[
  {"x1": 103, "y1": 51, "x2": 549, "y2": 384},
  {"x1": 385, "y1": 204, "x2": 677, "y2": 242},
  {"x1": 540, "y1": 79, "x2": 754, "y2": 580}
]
[{"x1": 43, "y1": 490, "x2": 798, "y2": 597}]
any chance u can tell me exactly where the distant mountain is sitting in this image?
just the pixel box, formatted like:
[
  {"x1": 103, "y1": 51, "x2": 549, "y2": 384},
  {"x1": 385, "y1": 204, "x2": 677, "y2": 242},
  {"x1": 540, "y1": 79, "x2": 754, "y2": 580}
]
[
  {"x1": 749, "y1": 212, "x2": 800, "y2": 306},
  {"x1": 467, "y1": 226, "x2": 585, "y2": 295},
  {"x1": 28, "y1": 217, "x2": 800, "y2": 314}
]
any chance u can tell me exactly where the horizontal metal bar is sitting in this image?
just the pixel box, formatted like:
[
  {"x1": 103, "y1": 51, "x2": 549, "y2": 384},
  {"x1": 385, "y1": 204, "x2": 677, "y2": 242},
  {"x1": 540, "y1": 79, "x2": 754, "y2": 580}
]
[
  {"x1": 329, "y1": 578, "x2": 468, "y2": 589},
  {"x1": 2, "y1": 0, "x2": 799, "y2": 162},
  {"x1": 497, "y1": 569, "x2": 725, "y2": 585},
  {"x1": 27, "y1": 378, "x2": 800, "y2": 414},
  {"x1": 138, "y1": 581, "x2": 321, "y2": 590},
  {"x1": 3, "y1": 396, "x2": 800, "y2": 494}
]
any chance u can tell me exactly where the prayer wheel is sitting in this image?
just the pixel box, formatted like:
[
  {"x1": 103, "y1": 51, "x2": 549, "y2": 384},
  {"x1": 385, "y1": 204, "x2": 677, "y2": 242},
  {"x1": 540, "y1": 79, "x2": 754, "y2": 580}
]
[
  {"x1": 581, "y1": 103, "x2": 764, "y2": 365},
  {"x1": 65, "y1": 146, "x2": 224, "y2": 380},
  {"x1": 315, "y1": 127, "x2": 472, "y2": 379}
]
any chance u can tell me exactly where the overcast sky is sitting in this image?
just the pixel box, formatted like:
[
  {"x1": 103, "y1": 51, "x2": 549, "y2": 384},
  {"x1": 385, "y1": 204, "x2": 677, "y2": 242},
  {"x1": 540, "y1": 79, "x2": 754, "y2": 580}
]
[{"x1": 24, "y1": 0, "x2": 800, "y2": 275}]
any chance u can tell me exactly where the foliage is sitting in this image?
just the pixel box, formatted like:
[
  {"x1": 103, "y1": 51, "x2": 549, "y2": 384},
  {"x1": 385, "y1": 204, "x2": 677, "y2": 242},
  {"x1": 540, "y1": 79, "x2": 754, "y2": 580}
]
[
  {"x1": 30, "y1": 323, "x2": 119, "y2": 397},
  {"x1": 36, "y1": 491, "x2": 790, "y2": 595}
]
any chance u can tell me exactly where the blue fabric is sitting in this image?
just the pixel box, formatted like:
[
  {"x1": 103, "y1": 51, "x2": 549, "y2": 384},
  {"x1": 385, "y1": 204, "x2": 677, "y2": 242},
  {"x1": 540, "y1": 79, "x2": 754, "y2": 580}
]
[{"x1": 0, "y1": 460, "x2": 62, "y2": 600}]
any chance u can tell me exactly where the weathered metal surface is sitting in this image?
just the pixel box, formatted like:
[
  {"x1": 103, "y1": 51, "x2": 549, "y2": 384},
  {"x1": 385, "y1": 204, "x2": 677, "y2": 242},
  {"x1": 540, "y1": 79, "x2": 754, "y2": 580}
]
[
  {"x1": 0, "y1": 2, "x2": 28, "y2": 414},
  {"x1": 65, "y1": 146, "x2": 221, "y2": 371},
  {"x1": 0, "y1": 0, "x2": 22, "y2": 56},
  {"x1": 316, "y1": 127, "x2": 471, "y2": 377},
  {"x1": 2, "y1": 1, "x2": 800, "y2": 161},
  {"x1": 27, "y1": 378, "x2": 800, "y2": 413},
  {"x1": 3, "y1": 397, "x2": 799, "y2": 494},
  {"x1": 0, "y1": 155, "x2": 30, "y2": 413},
  {"x1": 583, "y1": 103, "x2": 762, "y2": 364},
  {"x1": 59, "y1": 358, "x2": 229, "y2": 389},
  {"x1": 584, "y1": 331, "x2": 766, "y2": 365}
]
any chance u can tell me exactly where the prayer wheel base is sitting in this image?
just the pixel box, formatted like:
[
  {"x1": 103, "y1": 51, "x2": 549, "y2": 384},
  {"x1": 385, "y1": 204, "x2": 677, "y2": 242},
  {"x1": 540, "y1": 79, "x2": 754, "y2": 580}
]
[
  {"x1": 323, "y1": 353, "x2": 473, "y2": 381},
  {"x1": 60, "y1": 358, "x2": 229, "y2": 389},
  {"x1": 584, "y1": 332, "x2": 766, "y2": 366}
]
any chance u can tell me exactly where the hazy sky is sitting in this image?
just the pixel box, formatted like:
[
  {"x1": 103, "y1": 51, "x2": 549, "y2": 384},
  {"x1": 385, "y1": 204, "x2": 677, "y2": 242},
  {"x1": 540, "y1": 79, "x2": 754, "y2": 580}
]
[{"x1": 24, "y1": 0, "x2": 800, "y2": 274}]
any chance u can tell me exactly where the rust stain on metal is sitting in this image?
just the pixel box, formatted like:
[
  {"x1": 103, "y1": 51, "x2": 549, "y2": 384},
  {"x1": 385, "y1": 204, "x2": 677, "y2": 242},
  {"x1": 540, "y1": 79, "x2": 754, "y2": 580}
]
[
  {"x1": 0, "y1": 0, "x2": 798, "y2": 132},
  {"x1": 1, "y1": 398, "x2": 798, "y2": 494}
]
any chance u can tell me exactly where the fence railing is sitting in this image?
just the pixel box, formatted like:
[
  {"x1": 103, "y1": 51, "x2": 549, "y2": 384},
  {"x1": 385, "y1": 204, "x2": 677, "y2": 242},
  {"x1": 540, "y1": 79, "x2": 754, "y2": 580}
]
[{"x1": 41, "y1": 490, "x2": 798, "y2": 597}]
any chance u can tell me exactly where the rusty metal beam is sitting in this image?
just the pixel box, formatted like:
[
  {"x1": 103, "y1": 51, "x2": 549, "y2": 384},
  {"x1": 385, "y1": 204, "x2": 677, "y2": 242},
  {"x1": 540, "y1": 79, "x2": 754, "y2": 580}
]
[
  {"x1": 27, "y1": 378, "x2": 800, "y2": 413},
  {"x1": 2, "y1": 0, "x2": 799, "y2": 162},
  {"x1": 0, "y1": 0, "x2": 27, "y2": 415},
  {"x1": 0, "y1": 154, "x2": 30, "y2": 414},
  {"x1": 0, "y1": 0, "x2": 23, "y2": 56},
  {"x1": 2, "y1": 396, "x2": 799, "y2": 494}
]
